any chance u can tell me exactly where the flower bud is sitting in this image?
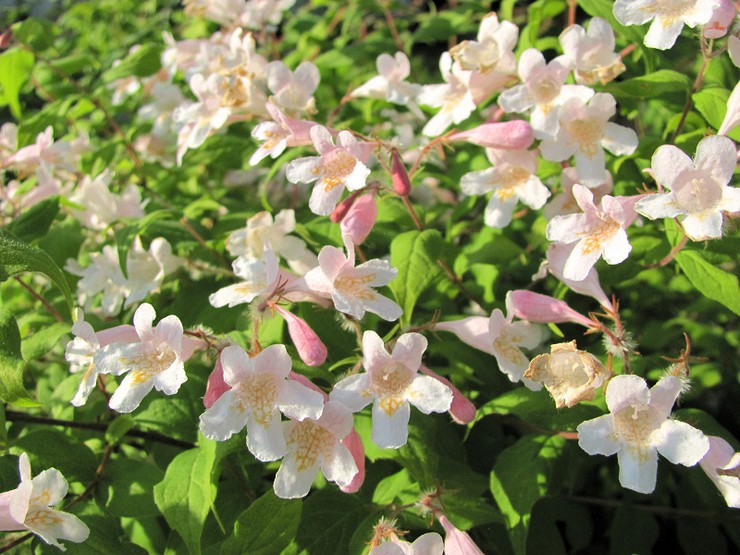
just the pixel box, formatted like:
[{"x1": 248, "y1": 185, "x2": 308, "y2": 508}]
[
  {"x1": 448, "y1": 120, "x2": 534, "y2": 150},
  {"x1": 508, "y1": 290, "x2": 593, "y2": 328},
  {"x1": 339, "y1": 428, "x2": 366, "y2": 493},
  {"x1": 275, "y1": 306, "x2": 327, "y2": 366},
  {"x1": 438, "y1": 514, "x2": 485, "y2": 555},
  {"x1": 340, "y1": 192, "x2": 377, "y2": 245},
  {"x1": 391, "y1": 148, "x2": 411, "y2": 196},
  {"x1": 523, "y1": 341, "x2": 611, "y2": 408},
  {"x1": 330, "y1": 191, "x2": 360, "y2": 223},
  {"x1": 204, "y1": 355, "x2": 229, "y2": 408}
]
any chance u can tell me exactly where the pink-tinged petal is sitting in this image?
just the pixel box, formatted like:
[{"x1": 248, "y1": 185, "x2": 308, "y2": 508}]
[
  {"x1": 303, "y1": 267, "x2": 334, "y2": 296},
  {"x1": 651, "y1": 144, "x2": 693, "y2": 191},
  {"x1": 420, "y1": 366, "x2": 476, "y2": 424},
  {"x1": 605, "y1": 374, "x2": 649, "y2": 413},
  {"x1": 508, "y1": 290, "x2": 593, "y2": 327},
  {"x1": 341, "y1": 193, "x2": 377, "y2": 244},
  {"x1": 8, "y1": 481, "x2": 32, "y2": 526},
  {"x1": 246, "y1": 411, "x2": 287, "y2": 462},
  {"x1": 286, "y1": 156, "x2": 321, "y2": 184},
  {"x1": 363, "y1": 330, "x2": 393, "y2": 372},
  {"x1": 518, "y1": 48, "x2": 547, "y2": 82},
  {"x1": 681, "y1": 211, "x2": 724, "y2": 241},
  {"x1": 310, "y1": 125, "x2": 336, "y2": 154},
  {"x1": 220, "y1": 345, "x2": 253, "y2": 387},
  {"x1": 372, "y1": 400, "x2": 411, "y2": 448},
  {"x1": 406, "y1": 375, "x2": 452, "y2": 414},
  {"x1": 546, "y1": 244, "x2": 613, "y2": 309},
  {"x1": 95, "y1": 324, "x2": 138, "y2": 347},
  {"x1": 277, "y1": 379, "x2": 325, "y2": 421},
  {"x1": 539, "y1": 137, "x2": 574, "y2": 162},
  {"x1": 635, "y1": 193, "x2": 683, "y2": 220},
  {"x1": 0, "y1": 490, "x2": 25, "y2": 531},
  {"x1": 204, "y1": 357, "x2": 229, "y2": 408},
  {"x1": 339, "y1": 428, "x2": 366, "y2": 493},
  {"x1": 573, "y1": 149, "x2": 607, "y2": 187},
  {"x1": 439, "y1": 514, "x2": 485, "y2": 555},
  {"x1": 296, "y1": 61, "x2": 320, "y2": 92},
  {"x1": 391, "y1": 149, "x2": 412, "y2": 196},
  {"x1": 563, "y1": 240, "x2": 603, "y2": 282},
  {"x1": 276, "y1": 307, "x2": 327, "y2": 367},
  {"x1": 449, "y1": 121, "x2": 534, "y2": 150},
  {"x1": 390, "y1": 332, "x2": 427, "y2": 372},
  {"x1": 289, "y1": 371, "x2": 328, "y2": 400},
  {"x1": 109, "y1": 373, "x2": 156, "y2": 413},
  {"x1": 648, "y1": 376, "x2": 683, "y2": 420},
  {"x1": 577, "y1": 414, "x2": 619, "y2": 456},
  {"x1": 322, "y1": 442, "x2": 359, "y2": 488},
  {"x1": 155, "y1": 315, "x2": 183, "y2": 354},
  {"x1": 546, "y1": 212, "x2": 589, "y2": 244},
  {"x1": 602, "y1": 123, "x2": 638, "y2": 155},
  {"x1": 318, "y1": 245, "x2": 349, "y2": 283},
  {"x1": 199, "y1": 390, "x2": 248, "y2": 440},
  {"x1": 618, "y1": 446, "x2": 659, "y2": 493},
  {"x1": 267, "y1": 61, "x2": 292, "y2": 93},
  {"x1": 252, "y1": 344, "x2": 292, "y2": 379},
  {"x1": 331, "y1": 373, "x2": 375, "y2": 413},
  {"x1": 317, "y1": 400, "x2": 354, "y2": 439},
  {"x1": 654, "y1": 419, "x2": 709, "y2": 466},
  {"x1": 695, "y1": 135, "x2": 737, "y2": 185},
  {"x1": 435, "y1": 317, "x2": 493, "y2": 354},
  {"x1": 700, "y1": 436, "x2": 740, "y2": 508},
  {"x1": 644, "y1": 18, "x2": 684, "y2": 50}
]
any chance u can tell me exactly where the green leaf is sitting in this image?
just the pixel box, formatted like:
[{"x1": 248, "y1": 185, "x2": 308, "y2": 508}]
[
  {"x1": 605, "y1": 70, "x2": 691, "y2": 99},
  {"x1": 0, "y1": 227, "x2": 75, "y2": 317},
  {"x1": 103, "y1": 43, "x2": 164, "y2": 82},
  {"x1": 675, "y1": 249, "x2": 740, "y2": 316},
  {"x1": 104, "y1": 458, "x2": 164, "y2": 518},
  {"x1": 0, "y1": 309, "x2": 33, "y2": 405},
  {"x1": 0, "y1": 48, "x2": 34, "y2": 118},
  {"x1": 490, "y1": 435, "x2": 567, "y2": 555},
  {"x1": 20, "y1": 321, "x2": 70, "y2": 360},
  {"x1": 4, "y1": 196, "x2": 60, "y2": 243},
  {"x1": 221, "y1": 491, "x2": 302, "y2": 555},
  {"x1": 692, "y1": 87, "x2": 730, "y2": 131},
  {"x1": 13, "y1": 429, "x2": 98, "y2": 483},
  {"x1": 12, "y1": 17, "x2": 57, "y2": 51},
  {"x1": 389, "y1": 229, "x2": 443, "y2": 325},
  {"x1": 153, "y1": 440, "x2": 217, "y2": 555}
]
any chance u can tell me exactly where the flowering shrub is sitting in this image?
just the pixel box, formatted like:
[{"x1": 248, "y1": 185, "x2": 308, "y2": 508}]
[{"x1": 1, "y1": 0, "x2": 739, "y2": 553}]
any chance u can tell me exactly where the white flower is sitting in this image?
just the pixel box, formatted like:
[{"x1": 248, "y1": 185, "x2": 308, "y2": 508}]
[
  {"x1": 613, "y1": 0, "x2": 716, "y2": 50},
  {"x1": 66, "y1": 245, "x2": 128, "y2": 316},
  {"x1": 304, "y1": 237, "x2": 402, "y2": 321},
  {"x1": 369, "y1": 533, "x2": 444, "y2": 555},
  {"x1": 330, "y1": 331, "x2": 452, "y2": 449},
  {"x1": 94, "y1": 303, "x2": 186, "y2": 413},
  {"x1": 124, "y1": 236, "x2": 181, "y2": 307},
  {"x1": 351, "y1": 52, "x2": 421, "y2": 105},
  {"x1": 0, "y1": 453, "x2": 89, "y2": 551},
  {"x1": 449, "y1": 12, "x2": 518, "y2": 74},
  {"x1": 699, "y1": 435, "x2": 740, "y2": 508},
  {"x1": 249, "y1": 102, "x2": 315, "y2": 166},
  {"x1": 69, "y1": 170, "x2": 145, "y2": 230},
  {"x1": 199, "y1": 344, "x2": 324, "y2": 461},
  {"x1": 577, "y1": 374, "x2": 710, "y2": 493},
  {"x1": 209, "y1": 249, "x2": 280, "y2": 308},
  {"x1": 417, "y1": 52, "x2": 476, "y2": 137},
  {"x1": 273, "y1": 400, "x2": 359, "y2": 499},
  {"x1": 267, "y1": 61, "x2": 320, "y2": 117},
  {"x1": 540, "y1": 93, "x2": 638, "y2": 186},
  {"x1": 460, "y1": 148, "x2": 550, "y2": 228},
  {"x1": 560, "y1": 17, "x2": 626, "y2": 85},
  {"x1": 286, "y1": 126, "x2": 371, "y2": 216},
  {"x1": 636, "y1": 135, "x2": 740, "y2": 241}
]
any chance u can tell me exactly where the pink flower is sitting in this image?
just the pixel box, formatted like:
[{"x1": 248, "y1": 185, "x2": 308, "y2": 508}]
[
  {"x1": 391, "y1": 149, "x2": 412, "y2": 196},
  {"x1": 703, "y1": 0, "x2": 736, "y2": 38},
  {"x1": 267, "y1": 60, "x2": 320, "y2": 117},
  {"x1": 249, "y1": 102, "x2": 315, "y2": 165},
  {"x1": 274, "y1": 305, "x2": 327, "y2": 367},
  {"x1": 351, "y1": 52, "x2": 421, "y2": 105},
  {"x1": 560, "y1": 17, "x2": 626, "y2": 85},
  {"x1": 544, "y1": 243, "x2": 614, "y2": 310},
  {"x1": 448, "y1": 120, "x2": 534, "y2": 150},
  {"x1": 340, "y1": 192, "x2": 377, "y2": 244},
  {"x1": 699, "y1": 436, "x2": 740, "y2": 508},
  {"x1": 438, "y1": 514, "x2": 485, "y2": 555},
  {"x1": 507, "y1": 290, "x2": 594, "y2": 328},
  {"x1": 417, "y1": 53, "x2": 476, "y2": 137},
  {"x1": 204, "y1": 355, "x2": 229, "y2": 409}
]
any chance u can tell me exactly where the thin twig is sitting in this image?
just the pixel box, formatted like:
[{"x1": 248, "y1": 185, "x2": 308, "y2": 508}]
[
  {"x1": 0, "y1": 533, "x2": 33, "y2": 554},
  {"x1": 13, "y1": 276, "x2": 65, "y2": 322},
  {"x1": 565, "y1": 494, "x2": 740, "y2": 520}
]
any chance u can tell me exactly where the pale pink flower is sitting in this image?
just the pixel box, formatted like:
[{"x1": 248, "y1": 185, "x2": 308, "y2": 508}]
[
  {"x1": 286, "y1": 126, "x2": 371, "y2": 216},
  {"x1": 546, "y1": 185, "x2": 638, "y2": 282},
  {"x1": 2, "y1": 126, "x2": 86, "y2": 176},
  {"x1": 249, "y1": 102, "x2": 315, "y2": 165},
  {"x1": 460, "y1": 148, "x2": 550, "y2": 228},
  {"x1": 273, "y1": 400, "x2": 359, "y2": 498},
  {"x1": 507, "y1": 290, "x2": 594, "y2": 328},
  {"x1": 498, "y1": 49, "x2": 593, "y2": 139},
  {"x1": 636, "y1": 136, "x2": 740, "y2": 241},
  {"x1": 448, "y1": 120, "x2": 534, "y2": 150},
  {"x1": 304, "y1": 237, "x2": 402, "y2": 321},
  {"x1": 540, "y1": 93, "x2": 638, "y2": 186},
  {"x1": 66, "y1": 245, "x2": 128, "y2": 316},
  {"x1": 340, "y1": 192, "x2": 377, "y2": 244},
  {"x1": 449, "y1": 12, "x2": 518, "y2": 74},
  {"x1": 331, "y1": 331, "x2": 452, "y2": 449},
  {"x1": 438, "y1": 514, "x2": 485, "y2": 555},
  {"x1": 419, "y1": 365, "x2": 476, "y2": 425},
  {"x1": 199, "y1": 344, "x2": 324, "y2": 461},
  {"x1": 543, "y1": 167, "x2": 613, "y2": 220},
  {"x1": 69, "y1": 170, "x2": 145, "y2": 230},
  {"x1": 369, "y1": 533, "x2": 444, "y2": 555},
  {"x1": 0, "y1": 453, "x2": 89, "y2": 550},
  {"x1": 209, "y1": 249, "x2": 281, "y2": 308},
  {"x1": 613, "y1": 0, "x2": 716, "y2": 50},
  {"x1": 544, "y1": 243, "x2": 614, "y2": 310},
  {"x1": 124, "y1": 236, "x2": 182, "y2": 307},
  {"x1": 718, "y1": 80, "x2": 740, "y2": 136},
  {"x1": 703, "y1": 0, "x2": 736, "y2": 37},
  {"x1": 351, "y1": 52, "x2": 421, "y2": 105},
  {"x1": 417, "y1": 53, "x2": 476, "y2": 137},
  {"x1": 274, "y1": 305, "x2": 327, "y2": 367},
  {"x1": 699, "y1": 436, "x2": 740, "y2": 508},
  {"x1": 267, "y1": 61, "x2": 320, "y2": 117},
  {"x1": 94, "y1": 303, "x2": 186, "y2": 413},
  {"x1": 577, "y1": 374, "x2": 710, "y2": 493},
  {"x1": 560, "y1": 17, "x2": 626, "y2": 85}
]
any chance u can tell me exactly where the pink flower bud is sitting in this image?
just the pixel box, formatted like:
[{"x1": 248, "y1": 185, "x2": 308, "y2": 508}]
[
  {"x1": 508, "y1": 290, "x2": 593, "y2": 328},
  {"x1": 204, "y1": 355, "x2": 229, "y2": 408},
  {"x1": 448, "y1": 120, "x2": 534, "y2": 150},
  {"x1": 340, "y1": 193, "x2": 377, "y2": 244},
  {"x1": 438, "y1": 514, "x2": 485, "y2": 555},
  {"x1": 275, "y1": 306, "x2": 327, "y2": 367},
  {"x1": 391, "y1": 148, "x2": 412, "y2": 196},
  {"x1": 703, "y1": 0, "x2": 736, "y2": 38},
  {"x1": 330, "y1": 191, "x2": 360, "y2": 223},
  {"x1": 339, "y1": 428, "x2": 366, "y2": 493},
  {"x1": 420, "y1": 365, "x2": 476, "y2": 424}
]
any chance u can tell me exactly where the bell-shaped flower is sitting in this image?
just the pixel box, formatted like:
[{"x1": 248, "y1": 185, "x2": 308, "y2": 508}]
[
  {"x1": 435, "y1": 299, "x2": 544, "y2": 387},
  {"x1": 65, "y1": 245, "x2": 128, "y2": 316},
  {"x1": 2, "y1": 126, "x2": 86, "y2": 177},
  {"x1": 577, "y1": 374, "x2": 710, "y2": 493},
  {"x1": 560, "y1": 17, "x2": 626, "y2": 85},
  {"x1": 273, "y1": 400, "x2": 359, "y2": 498},
  {"x1": 286, "y1": 125, "x2": 371, "y2": 216},
  {"x1": 94, "y1": 303, "x2": 186, "y2": 413},
  {"x1": 199, "y1": 344, "x2": 324, "y2": 461},
  {"x1": 340, "y1": 192, "x2": 377, "y2": 244},
  {"x1": 0, "y1": 453, "x2": 89, "y2": 550},
  {"x1": 507, "y1": 290, "x2": 594, "y2": 328},
  {"x1": 449, "y1": 12, "x2": 518, "y2": 74},
  {"x1": 699, "y1": 436, "x2": 740, "y2": 508},
  {"x1": 419, "y1": 365, "x2": 476, "y2": 425},
  {"x1": 547, "y1": 185, "x2": 639, "y2": 282},
  {"x1": 266, "y1": 60, "x2": 320, "y2": 117},
  {"x1": 304, "y1": 236, "x2": 402, "y2": 321},
  {"x1": 498, "y1": 49, "x2": 593, "y2": 140},
  {"x1": 448, "y1": 120, "x2": 534, "y2": 150},
  {"x1": 65, "y1": 310, "x2": 139, "y2": 406},
  {"x1": 524, "y1": 341, "x2": 611, "y2": 408},
  {"x1": 417, "y1": 52, "x2": 476, "y2": 137},
  {"x1": 544, "y1": 243, "x2": 614, "y2": 310},
  {"x1": 636, "y1": 135, "x2": 740, "y2": 241},
  {"x1": 124, "y1": 236, "x2": 181, "y2": 307},
  {"x1": 614, "y1": 0, "x2": 716, "y2": 50},
  {"x1": 438, "y1": 514, "x2": 485, "y2": 555},
  {"x1": 249, "y1": 102, "x2": 315, "y2": 165},
  {"x1": 368, "y1": 533, "x2": 444, "y2": 555},
  {"x1": 540, "y1": 93, "x2": 638, "y2": 186},
  {"x1": 70, "y1": 170, "x2": 145, "y2": 230},
  {"x1": 330, "y1": 331, "x2": 452, "y2": 449},
  {"x1": 351, "y1": 52, "x2": 421, "y2": 105},
  {"x1": 460, "y1": 148, "x2": 550, "y2": 228}
]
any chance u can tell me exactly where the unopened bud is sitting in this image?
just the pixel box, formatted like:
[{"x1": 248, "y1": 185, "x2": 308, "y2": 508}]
[
  {"x1": 330, "y1": 191, "x2": 360, "y2": 223},
  {"x1": 448, "y1": 120, "x2": 534, "y2": 150},
  {"x1": 508, "y1": 290, "x2": 593, "y2": 328},
  {"x1": 276, "y1": 306, "x2": 327, "y2": 366},
  {"x1": 204, "y1": 355, "x2": 229, "y2": 408},
  {"x1": 340, "y1": 193, "x2": 377, "y2": 245},
  {"x1": 391, "y1": 148, "x2": 412, "y2": 196},
  {"x1": 0, "y1": 29, "x2": 12, "y2": 49}
]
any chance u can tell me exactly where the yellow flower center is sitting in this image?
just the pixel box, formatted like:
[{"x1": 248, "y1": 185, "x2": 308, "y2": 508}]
[
  {"x1": 372, "y1": 362, "x2": 414, "y2": 416},
  {"x1": 236, "y1": 373, "x2": 279, "y2": 425},
  {"x1": 567, "y1": 117, "x2": 604, "y2": 157},
  {"x1": 286, "y1": 420, "x2": 334, "y2": 471}
]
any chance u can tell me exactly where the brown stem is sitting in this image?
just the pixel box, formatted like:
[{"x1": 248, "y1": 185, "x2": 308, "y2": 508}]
[
  {"x1": 401, "y1": 195, "x2": 423, "y2": 231},
  {"x1": 378, "y1": 0, "x2": 406, "y2": 53},
  {"x1": 567, "y1": 0, "x2": 577, "y2": 27},
  {"x1": 645, "y1": 231, "x2": 689, "y2": 269},
  {"x1": 436, "y1": 257, "x2": 486, "y2": 308},
  {"x1": 565, "y1": 494, "x2": 740, "y2": 520},
  {"x1": 0, "y1": 533, "x2": 33, "y2": 554},
  {"x1": 67, "y1": 443, "x2": 114, "y2": 508},
  {"x1": 670, "y1": 37, "x2": 712, "y2": 143},
  {"x1": 13, "y1": 276, "x2": 65, "y2": 322}
]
